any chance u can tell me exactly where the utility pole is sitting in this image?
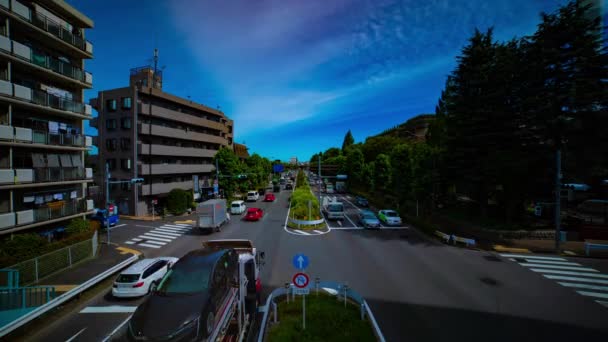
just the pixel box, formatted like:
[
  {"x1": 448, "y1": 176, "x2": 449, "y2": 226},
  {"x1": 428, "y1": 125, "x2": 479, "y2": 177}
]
[
  {"x1": 148, "y1": 48, "x2": 158, "y2": 209},
  {"x1": 555, "y1": 148, "x2": 562, "y2": 253},
  {"x1": 133, "y1": 84, "x2": 139, "y2": 216},
  {"x1": 318, "y1": 152, "x2": 321, "y2": 211},
  {"x1": 105, "y1": 162, "x2": 111, "y2": 244}
]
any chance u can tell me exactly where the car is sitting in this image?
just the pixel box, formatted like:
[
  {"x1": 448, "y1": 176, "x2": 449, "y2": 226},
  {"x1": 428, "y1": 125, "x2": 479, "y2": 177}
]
[
  {"x1": 246, "y1": 191, "x2": 259, "y2": 202},
  {"x1": 244, "y1": 208, "x2": 264, "y2": 221},
  {"x1": 355, "y1": 196, "x2": 369, "y2": 207},
  {"x1": 128, "y1": 249, "x2": 239, "y2": 339},
  {"x1": 264, "y1": 193, "x2": 276, "y2": 202},
  {"x1": 359, "y1": 210, "x2": 380, "y2": 229},
  {"x1": 285, "y1": 183, "x2": 293, "y2": 190},
  {"x1": 378, "y1": 209, "x2": 402, "y2": 226},
  {"x1": 112, "y1": 257, "x2": 179, "y2": 298},
  {"x1": 230, "y1": 200, "x2": 247, "y2": 214}
]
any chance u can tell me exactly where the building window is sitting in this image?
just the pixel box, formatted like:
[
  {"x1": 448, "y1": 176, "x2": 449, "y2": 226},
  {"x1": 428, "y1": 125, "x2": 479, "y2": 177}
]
[
  {"x1": 120, "y1": 138, "x2": 131, "y2": 150},
  {"x1": 106, "y1": 119, "x2": 117, "y2": 130},
  {"x1": 106, "y1": 99, "x2": 117, "y2": 111},
  {"x1": 107, "y1": 158, "x2": 116, "y2": 170},
  {"x1": 120, "y1": 158, "x2": 131, "y2": 170},
  {"x1": 121, "y1": 117, "x2": 131, "y2": 129},
  {"x1": 121, "y1": 97, "x2": 132, "y2": 109},
  {"x1": 106, "y1": 138, "x2": 117, "y2": 151}
]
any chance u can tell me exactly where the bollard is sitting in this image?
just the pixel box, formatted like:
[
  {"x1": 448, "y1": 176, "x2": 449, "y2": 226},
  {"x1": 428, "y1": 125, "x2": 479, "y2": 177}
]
[
  {"x1": 272, "y1": 301, "x2": 278, "y2": 323},
  {"x1": 315, "y1": 277, "x2": 320, "y2": 296},
  {"x1": 285, "y1": 282, "x2": 291, "y2": 303},
  {"x1": 343, "y1": 283, "x2": 349, "y2": 308},
  {"x1": 360, "y1": 303, "x2": 365, "y2": 320}
]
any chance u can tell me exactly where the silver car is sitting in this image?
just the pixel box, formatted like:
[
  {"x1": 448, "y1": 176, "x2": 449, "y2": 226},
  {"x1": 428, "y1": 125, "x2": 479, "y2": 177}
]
[{"x1": 359, "y1": 210, "x2": 380, "y2": 229}]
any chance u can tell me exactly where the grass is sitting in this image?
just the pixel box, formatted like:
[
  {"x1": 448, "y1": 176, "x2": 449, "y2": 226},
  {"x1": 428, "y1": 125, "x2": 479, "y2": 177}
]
[
  {"x1": 267, "y1": 293, "x2": 376, "y2": 342},
  {"x1": 286, "y1": 220, "x2": 327, "y2": 230}
]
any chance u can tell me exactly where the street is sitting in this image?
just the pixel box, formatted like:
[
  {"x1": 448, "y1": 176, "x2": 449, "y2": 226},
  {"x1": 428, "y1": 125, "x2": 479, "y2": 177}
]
[{"x1": 31, "y1": 187, "x2": 608, "y2": 341}]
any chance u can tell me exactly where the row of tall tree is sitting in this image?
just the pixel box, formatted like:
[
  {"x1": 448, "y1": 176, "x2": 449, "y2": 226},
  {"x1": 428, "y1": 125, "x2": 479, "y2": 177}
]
[
  {"x1": 214, "y1": 147, "x2": 272, "y2": 199},
  {"x1": 311, "y1": 1, "x2": 607, "y2": 223}
]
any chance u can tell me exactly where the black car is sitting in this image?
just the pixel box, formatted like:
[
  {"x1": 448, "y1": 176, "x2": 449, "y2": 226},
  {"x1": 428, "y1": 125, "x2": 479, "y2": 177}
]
[
  {"x1": 285, "y1": 183, "x2": 293, "y2": 190},
  {"x1": 127, "y1": 249, "x2": 238, "y2": 341},
  {"x1": 355, "y1": 196, "x2": 369, "y2": 207}
]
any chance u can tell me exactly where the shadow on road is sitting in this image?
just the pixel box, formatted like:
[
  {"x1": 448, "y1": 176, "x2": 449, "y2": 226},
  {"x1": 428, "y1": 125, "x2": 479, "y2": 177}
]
[
  {"x1": 341, "y1": 228, "x2": 442, "y2": 247},
  {"x1": 366, "y1": 298, "x2": 607, "y2": 342}
]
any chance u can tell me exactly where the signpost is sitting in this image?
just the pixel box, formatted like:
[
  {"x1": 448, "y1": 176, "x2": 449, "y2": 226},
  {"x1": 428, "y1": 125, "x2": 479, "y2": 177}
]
[{"x1": 291, "y1": 254, "x2": 311, "y2": 330}]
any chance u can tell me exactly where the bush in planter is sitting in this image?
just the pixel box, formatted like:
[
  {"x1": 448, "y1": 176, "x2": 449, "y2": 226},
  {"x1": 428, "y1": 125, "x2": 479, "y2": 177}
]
[
  {"x1": 66, "y1": 218, "x2": 91, "y2": 235},
  {"x1": 167, "y1": 189, "x2": 191, "y2": 215}
]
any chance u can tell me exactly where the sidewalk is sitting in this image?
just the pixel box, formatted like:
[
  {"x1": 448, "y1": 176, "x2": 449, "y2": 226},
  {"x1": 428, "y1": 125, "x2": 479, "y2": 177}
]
[{"x1": 38, "y1": 243, "x2": 141, "y2": 294}]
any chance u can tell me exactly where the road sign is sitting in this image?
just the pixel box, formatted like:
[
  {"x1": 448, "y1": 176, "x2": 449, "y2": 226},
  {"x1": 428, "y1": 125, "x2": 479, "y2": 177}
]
[
  {"x1": 292, "y1": 254, "x2": 309, "y2": 270},
  {"x1": 293, "y1": 272, "x2": 309, "y2": 288},
  {"x1": 152, "y1": 199, "x2": 157, "y2": 205},
  {"x1": 273, "y1": 164, "x2": 284, "y2": 173},
  {"x1": 294, "y1": 288, "x2": 310, "y2": 295}
]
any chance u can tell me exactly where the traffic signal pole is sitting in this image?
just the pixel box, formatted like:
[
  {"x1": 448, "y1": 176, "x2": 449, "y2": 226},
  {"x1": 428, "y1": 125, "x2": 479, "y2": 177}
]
[{"x1": 105, "y1": 162, "x2": 144, "y2": 245}]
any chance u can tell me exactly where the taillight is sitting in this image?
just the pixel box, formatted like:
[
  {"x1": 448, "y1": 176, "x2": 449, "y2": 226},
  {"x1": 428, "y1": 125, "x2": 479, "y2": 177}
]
[
  {"x1": 255, "y1": 278, "x2": 262, "y2": 292},
  {"x1": 133, "y1": 282, "x2": 144, "y2": 288}
]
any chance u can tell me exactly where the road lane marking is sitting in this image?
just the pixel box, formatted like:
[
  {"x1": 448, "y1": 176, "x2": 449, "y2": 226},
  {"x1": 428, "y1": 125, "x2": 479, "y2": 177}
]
[
  {"x1": 518, "y1": 260, "x2": 581, "y2": 266},
  {"x1": 65, "y1": 327, "x2": 86, "y2": 342},
  {"x1": 156, "y1": 226, "x2": 189, "y2": 233},
  {"x1": 329, "y1": 227, "x2": 364, "y2": 230},
  {"x1": 138, "y1": 243, "x2": 161, "y2": 249},
  {"x1": 557, "y1": 282, "x2": 608, "y2": 292},
  {"x1": 174, "y1": 223, "x2": 192, "y2": 227},
  {"x1": 163, "y1": 224, "x2": 192, "y2": 229},
  {"x1": 141, "y1": 232, "x2": 176, "y2": 239},
  {"x1": 295, "y1": 230, "x2": 311, "y2": 235},
  {"x1": 337, "y1": 220, "x2": 342, "y2": 226},
  {"x1": 142, "y1": 240, "x2": 166, "y2": 246},
  {"x1": 139, "y1": 235, "x2": 172, "y2": 242},
  {"x1": 135, "y1": 224, "x2": 158, "y2": 229},
  {"x1": 102, "y1": 315, "x2": 133, "y2": 342},
  {"x1": 132, "y1": 238, "x2": 142, "y2": 242},
  {"x1": 125, "y1": 241, "x2": 135, "y2": 245},
  {"x1": 112, "y1": 224, "x2": 127, "y2": 228},
  {"x1": 519, "y1": 263, "x2": 598, "y2": 272},
  {"x1": 500, "y1": 254, "x2": 566, "y2": 261},
  {"x1": 597, "y1": 300, "x2": 608, "y2": 308},
  {"x1": 314, "y1": 230, "x2": 323, "y2": 234},
  {"x1": 543, "y1": 275, "x2": 608, "y2": 285},
  {"x1": 151, "y1": 229, "x2": 182, "y2": 236},
  {"x1": 530, "y1": 269, "x2": 608, "y2": 278},
  {"x1": 576, "y1": 291, "x2": 608, "y2": 299},
  {"x1": 344, "y1": 213, "x2": 358, "y2": 227},
  {"x1": 80, "y1": 306, "x2": 138, "y2": 313}
]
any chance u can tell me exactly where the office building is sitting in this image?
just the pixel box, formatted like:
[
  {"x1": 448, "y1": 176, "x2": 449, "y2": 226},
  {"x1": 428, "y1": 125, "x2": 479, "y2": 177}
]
[
  {"x1": 90, "y1": 62, "x2": 234, "y2": 215},
  {"x1": 0, "y1": 0, "x2": 95, "y2": 235}
]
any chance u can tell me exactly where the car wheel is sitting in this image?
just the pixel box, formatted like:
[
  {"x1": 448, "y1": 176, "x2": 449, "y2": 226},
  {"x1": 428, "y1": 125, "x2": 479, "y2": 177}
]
[
  {"x1": 202, "y1": 309, "x2": 215, "y2": 337},
  {"x1": 148, "y1": 281, "x2": 157, "y2": 294}
]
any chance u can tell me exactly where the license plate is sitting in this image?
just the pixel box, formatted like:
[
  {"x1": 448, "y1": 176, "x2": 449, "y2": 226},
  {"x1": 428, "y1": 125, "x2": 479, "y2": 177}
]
[{"x1": 118, "y1": 283, "x2": 132, "y2": 288}]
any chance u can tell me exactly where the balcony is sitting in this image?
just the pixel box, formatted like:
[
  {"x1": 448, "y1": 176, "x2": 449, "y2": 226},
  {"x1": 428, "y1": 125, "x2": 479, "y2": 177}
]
[
  {"x1": 139, "y1": 123, "x2": 227, "y2": 145},
  {"x1": 139, "y1": 104, "x2": 228, "y2": 133},
  {"x1": 0, "y1": 35, "x2": 92, "y2": 86},
  {"x1": 9, "y1": 199, "x2": 87, "y2": 228},
  {"x1": 0, "y1": 0, "x2": 93, "y2": 56},
  {"x1": 138, "y1": 143, "x2": 216, "y2": 158},
  {"x1": 138, "y1": 163, "x2": 214, "y2": 176},
  {"x1": 0, "y1": 124, "x2": 91, "y2": 149},
  {"x1": 0, "y1": 79, "x2": 92, "y2": 117},
  {"x1": 141, "y1": 180, "x2": 194, "y2": 196},
  {"x1": 0, "y1": 167, "x2": 92, "y2": 187}
]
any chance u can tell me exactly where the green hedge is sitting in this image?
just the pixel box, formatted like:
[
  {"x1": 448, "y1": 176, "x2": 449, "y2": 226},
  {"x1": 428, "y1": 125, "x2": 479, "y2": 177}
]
[
  {"x1": 167, "y1": 189, "x2": 193, "y2": 215},
  {"x1": 290, "y1": 173, "x2": 321, "y2": 220},
  {"x1": 0, "y1": 219, "x2": 96, "y2": 268}
]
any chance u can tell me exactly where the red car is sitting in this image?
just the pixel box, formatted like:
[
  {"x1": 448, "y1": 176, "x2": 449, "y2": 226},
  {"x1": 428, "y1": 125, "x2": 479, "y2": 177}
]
[
  {"x1": 264, "y1": 193, "x2": 276, "y2": 202},
  {"x1": 244, "y1": 208, "x2": 264, "y2": 221}
]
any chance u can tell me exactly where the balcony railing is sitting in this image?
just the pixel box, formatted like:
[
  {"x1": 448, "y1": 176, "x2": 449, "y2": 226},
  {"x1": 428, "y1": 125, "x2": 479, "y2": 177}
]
[
  {"x1": 33, "y1": 167, "x2": 88, "y2": 183},
  {"x1": 138, "y1": 163, "x2": 215, "y2": 175},
  {"x1": 0, "y1": 79, "x2": 92, "y2": 115},
  {"x1": 138, "y1": 143, "x2": 216, "y2": 158},
  {"x1": 32, "y1": 130, "x2": 87, "y2": 147},
  {"x1": 0, "y1": 0, "x2": 93, "y2": 54},
  {"x1": 33, "y1": 199, "x2": 84, "y2": 223}
]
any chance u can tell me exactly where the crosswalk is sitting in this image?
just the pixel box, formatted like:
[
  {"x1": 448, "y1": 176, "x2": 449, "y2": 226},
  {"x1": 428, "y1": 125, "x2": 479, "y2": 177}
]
[
  {"x1": 500, "y1": 253, "x2": 608, "y2": 308},
  {"x1": 124, "y1": 223, "x2": 192, "y2": 249}
]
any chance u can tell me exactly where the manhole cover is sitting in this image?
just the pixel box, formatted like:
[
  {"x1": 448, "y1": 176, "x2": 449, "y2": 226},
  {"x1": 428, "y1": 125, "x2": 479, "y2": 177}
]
[
  {"x1": 480, "y1": 277, "x2": 500, "y2": 286},
  {"x1": 484, "y1": 255, "x2": 502, "y2": 262}
]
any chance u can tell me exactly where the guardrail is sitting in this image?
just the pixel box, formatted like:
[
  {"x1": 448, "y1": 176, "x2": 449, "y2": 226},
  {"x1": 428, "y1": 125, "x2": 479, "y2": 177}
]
[
  {"x1": 585, "y1": 241, "x2": 608, "y2": 256},
  {"x1": 0, "y1": 253, "x2": 138, "y2": 338},
  {"x1": 258, "y1": 281, "x2": 385, "y2": 342},
  {"x1": 435, "y1": 230, "x2": 476, "y2": 247}
]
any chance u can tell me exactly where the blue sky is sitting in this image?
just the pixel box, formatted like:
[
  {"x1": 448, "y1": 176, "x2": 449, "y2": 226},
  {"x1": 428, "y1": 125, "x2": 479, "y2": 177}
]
[{"x1": 70, "y1": 0, "x2": 586, "y2": 161}]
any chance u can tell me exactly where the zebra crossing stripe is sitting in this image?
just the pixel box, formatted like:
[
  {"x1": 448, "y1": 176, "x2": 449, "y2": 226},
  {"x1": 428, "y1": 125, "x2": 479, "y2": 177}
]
[
  {"x1": 138, "y1": 243, "x2": 161, "y2": 249},
  {"x1": 173, "y1": 223, "x2": 192, "y2": 227},
  {"x1": 597, "y1": 300, "x2": 608, "y2": 308},
  {"x1": 557, "y1": 282, "x2": 608, "y2": 292},
  {"x1": 125, "y1": 241, "x2": 135, "y2": 245},
  {"x1": 163, "y1": 224, "x2": 191, "y2": 229},
  {"x1": 142, "y1": 232, "x2": 176, "y2": 240},
  {"x1": 141, "y1": 240, "x2": 166, "y2": 246},
  {"x1": 519, "y1": 263, "x2": 598, "y2": 272},
  {"x1": 520, "y1": 260, "x2": 581, "y2": 266},
  {"x1": 543, "y1": 275, "x2": 608, "y2": 285},
  {"x1": 530, "y1": 269, "x2": 608, "y2": 279},
  {"x1": 139, "y1": 235, "x2": 172, "y2": 242},
  {"x1": 132, "y1": 238, "x2": 143, "y2": 242},
  {"x1": 576, "y1": 291, "x2": 608, "y2": 299},
  {"x1": 151, "y1": 229, "x2": 182, "y2": 237},
  {"x1": 500, "y1": 254, "x2": 566, "y2": 261},
  {"x1": 157, "y1": 226, "x2": 189, "y2": 233}
]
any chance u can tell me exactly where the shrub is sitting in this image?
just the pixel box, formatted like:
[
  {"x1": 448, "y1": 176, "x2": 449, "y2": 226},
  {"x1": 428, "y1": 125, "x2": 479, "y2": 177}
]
[
  {"x1": 66, "y1": 218, "x2": 91, "y2": 235},
  {"x1": 167, "y1": 189, "x2": 191, "y2": 215}
]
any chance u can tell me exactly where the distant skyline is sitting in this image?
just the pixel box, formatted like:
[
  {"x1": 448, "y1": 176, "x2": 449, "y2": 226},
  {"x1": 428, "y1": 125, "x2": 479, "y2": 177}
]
[{"x1": 71, "y1": 0, "x2": 601, "y2": 161}]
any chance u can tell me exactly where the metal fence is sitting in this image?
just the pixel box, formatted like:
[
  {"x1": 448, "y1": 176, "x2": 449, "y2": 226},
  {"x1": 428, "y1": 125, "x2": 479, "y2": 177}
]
[{"x1": 6, "y1": 231, "x2": 97, "y2": 285}]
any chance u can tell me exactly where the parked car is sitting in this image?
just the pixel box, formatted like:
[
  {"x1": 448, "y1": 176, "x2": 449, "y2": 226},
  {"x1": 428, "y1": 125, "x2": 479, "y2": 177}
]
[
  {"x1": 264, "y1": 193, "x2": 276, "y2": 202},
  {"x1": 355, "y1": 197, "x2": 369, "y2": 207},
  {"x1": 128, "y1": 249, "x2": 239, "y2": 339},
  {"x1": 285, "y1": 183, "x2": 293, "y2": 190},
  {"x1": 230, "y1": 200, "x2": 247, "y2": 214},
  {"x1": 359, "y1": 210, "x2": 380, "y2": 229},
  {"x1": 247, "y1": 191, "x2": 260, "y2": 202},
  {"x1": 378, "y1": 210, "x2": 402, "y2": 226},
  {"x1": 112, "y1": 257, "x2": 179, "y2": 298},
  {"x1": 245, "y1": 208, "x2": 264, "y2": 221}
]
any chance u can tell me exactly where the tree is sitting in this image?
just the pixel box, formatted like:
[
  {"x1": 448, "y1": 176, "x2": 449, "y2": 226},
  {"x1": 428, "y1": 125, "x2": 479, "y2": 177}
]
[
  {"x1": 361, "y1": 135, "x2": 400, "y2": 163},
  {"x1": 341, "y1": 130, "x2": 355, "y2": 152},
  {"x1": 324, "y1": 155, "x2": 347, "y2": 174},
  {"x1": 322, "y1": 147, "x2": 341, "y2": 161},
  {"x1": 214, "y1": 147, "x2": 243, "y2": 198},
  {"x1": 345, "y1": 147, "x2": 365, "y2": 188},
  {"x1": 373, "y1": 154, "x2": 391, "y2": 193},
  {"x1": 389, "y1": 144, "x2": 413, "y2": 207},
  {"x1": 167, "y1": 189, "x2": 191, "y2": 215}
]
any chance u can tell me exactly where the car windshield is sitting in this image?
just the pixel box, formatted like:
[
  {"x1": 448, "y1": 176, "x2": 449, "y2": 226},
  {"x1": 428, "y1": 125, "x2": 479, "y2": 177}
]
[
  {"x1": 157, "y1": 261, "x2": 211, "y2": 295},
  {"x1": 328, "y1": 204, "x2": 343, "y2": 212},
  {"x1": 116, "y1": 274, "x2": 140, "y2": 283},
  {"x1": 363, "y1": 212, "x2": 376, "y2": 219},
  {"x1": 232, "y1": 203, "x2": 241, "y2": 208},
  {"x1": 385, "y1": 211, "x2": 398, "y2": 217}
]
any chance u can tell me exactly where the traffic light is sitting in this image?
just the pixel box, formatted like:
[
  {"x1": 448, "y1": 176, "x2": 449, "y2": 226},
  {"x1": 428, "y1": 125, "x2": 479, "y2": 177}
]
[{"x1": 130, "y1": 178, "x2": 144, "y2": 184}]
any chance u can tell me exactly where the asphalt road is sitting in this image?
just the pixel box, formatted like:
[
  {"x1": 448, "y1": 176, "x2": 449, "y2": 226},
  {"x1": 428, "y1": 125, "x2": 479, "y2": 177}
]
[{"x1": 30, "y1": 185, "x2": 608, "y2": 341}]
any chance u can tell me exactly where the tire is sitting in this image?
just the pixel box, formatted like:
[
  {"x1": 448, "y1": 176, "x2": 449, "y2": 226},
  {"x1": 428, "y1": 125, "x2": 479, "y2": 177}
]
[
  {"x1": 202, "y1": 310, "x2": 215, "y2": 337},
  {"x1": 148, "y1": 281, "x2": 157, "y2": 294}
]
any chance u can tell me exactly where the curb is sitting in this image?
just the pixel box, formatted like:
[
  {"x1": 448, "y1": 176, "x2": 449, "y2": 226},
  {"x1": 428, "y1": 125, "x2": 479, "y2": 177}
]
[{"x1": 492, "y1": 245, "x2": 532, "y2": 254}]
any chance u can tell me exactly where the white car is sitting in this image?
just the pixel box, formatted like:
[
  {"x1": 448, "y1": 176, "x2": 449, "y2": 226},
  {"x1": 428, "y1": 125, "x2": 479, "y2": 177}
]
[
  {"x1": 246, "y1": 191, "x2": 259, "y2": 202},
  {"x1": 378, "y1": 210, "x2": 402, "y2": 226},
  {"x1": 112, "y1": 257, "x2": 178, "y2": 298}
]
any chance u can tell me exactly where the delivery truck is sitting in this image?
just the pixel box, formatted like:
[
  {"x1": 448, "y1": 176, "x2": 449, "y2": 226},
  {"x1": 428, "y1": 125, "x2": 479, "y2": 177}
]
[{"x1": 196, "y1": 199, "x2": 228, "y2": 233}]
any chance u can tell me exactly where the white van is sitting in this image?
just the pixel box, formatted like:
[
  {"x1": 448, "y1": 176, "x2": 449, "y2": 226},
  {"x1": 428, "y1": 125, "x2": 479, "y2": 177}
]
[
  {"x1": 247, "y1": 191, "x2": 259, "y2": 202},
  {"x1": 231, "y1": 200, "x2": 247, "y2": 214}
]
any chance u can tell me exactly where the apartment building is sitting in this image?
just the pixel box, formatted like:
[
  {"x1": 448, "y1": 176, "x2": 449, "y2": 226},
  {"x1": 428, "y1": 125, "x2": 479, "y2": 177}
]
[
  {"x1": 90, "y1": 63, "x2": 234, "y2": 216},
  {"x1": 0, "y1": 0, "x2": 95, "y2": 235}
]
